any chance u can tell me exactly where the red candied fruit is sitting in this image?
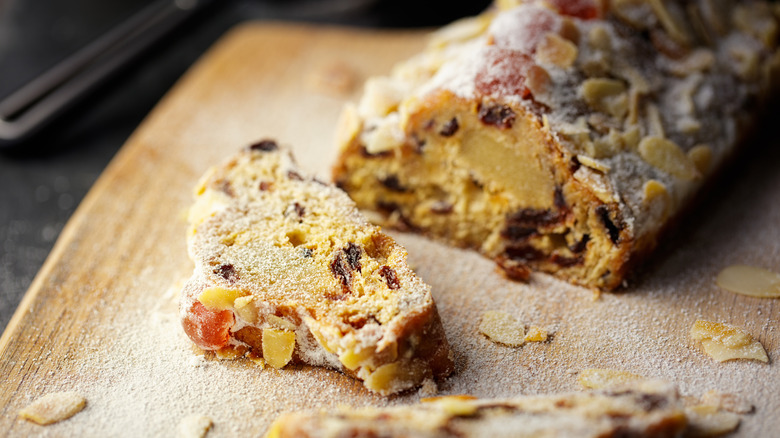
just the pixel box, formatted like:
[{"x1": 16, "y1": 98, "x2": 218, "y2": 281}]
[
  {"x1": 544, "y1": 0, "x2": 601, "y2": 19},
  {"x1": 182, "y1": 300, "x2": 234, "y2": 350},
  {"x1": 491, "y1": 5, "x2": 561, "y2": 55},
  {"x1": 476, "y1": 47, "x2": 534, "y2": 98}
]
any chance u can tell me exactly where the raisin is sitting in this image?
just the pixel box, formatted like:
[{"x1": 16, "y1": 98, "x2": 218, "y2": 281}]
[
  {"x1": 554, "y1": 187, "x2": 566, "y2": 210},
  {"x1": 217, "y1": 180, "x2": 234, "y2": 197},
  {"x1": 360, "y1": 146, "x2": 392, "y2": 158},
  {"x1": 259, "y1": 181, "x2": 273, "y2": 191},
  {"x1": 345, "y1": 242, "x2": 362, "y2": 272},
  {"x1": 214, "y1": 264, "x2": 239, "y2": 283},
  {"x1": 379, "y1": 175, "x2": 407, "y2": 192},
  {"x1": 430, "y1": 201, "x2": 454, "y2": 214},
  {"x1": 570, "y1": 234, "x2": 590, "y2": 253},
  {"x1": 330, "y1": 251, "x2": 353, "y2": 293},
  {"x1": 287, "y1": 171, "x2": 304, "y2": 181},
  {"x1": 596, "y1": 205, "x2": 621, "y2": 245},
  {"x1": 550, "y1": 253, "x2": 582, "y2": 267},
  {"x1": 496, "y1": 256, "x2": 531, "y2": 281},
  {"x1": 346, "y1": 314, "x2": 379, "y2": 329},
  {"x1": 637, "y1": 393, "x2": 668, "y2": 411},
  {"x1": 249, "y1": 139, "x2": 278, "y2": 152},
  {"x1": 478, "y1": 104, "x2": 517, "y2": 129},
  {"x1": 502, "y1": 208, "x2": 561, "y2": 240},
  {"x1": 412, "y1": 134, "x2": 426, "y2": 153},
  {"x1": 293, "y1": 202, "x2": 305, "y2": 217},
  {"x1": 439, "y1": 118, "x2": 459, "y2": 137},
  {"x1": 379, "y1": 266, "x2": 400, "y2": 289},
  {"x1": 504, "y1": 244, "x2": 545, "y2": 262},
  {"x1": 330, "y1": 244, "x2": 362, "y2": 294}
]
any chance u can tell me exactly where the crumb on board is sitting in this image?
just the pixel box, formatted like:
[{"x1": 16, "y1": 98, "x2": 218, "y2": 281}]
[
  {"x1": 306, "y1": 61, "x2": 358, "y2": 96},
  {"x1": 178, "y1": 414, "x2": 213, "y2": 438},
  {"x1": 18, "y1": 392, "x2": 87, "y2": 425},
  {"x1": 684, "y1": 404, "x2": 741, "y2": 437}
]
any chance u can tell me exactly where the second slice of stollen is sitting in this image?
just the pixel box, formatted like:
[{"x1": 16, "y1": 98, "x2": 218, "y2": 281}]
[{"x1": 180, "y1": 140, "x2": 453, "y2": 395}]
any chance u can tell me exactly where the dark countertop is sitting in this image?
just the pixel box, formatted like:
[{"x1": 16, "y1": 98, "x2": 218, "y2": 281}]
[{"x1": 0, "y1": 0, "x2": 490, "y2": 332}]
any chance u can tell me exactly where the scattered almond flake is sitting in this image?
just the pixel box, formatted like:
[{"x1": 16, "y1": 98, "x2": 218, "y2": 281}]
[
  {"x1": 306, "y1": 61, "x2": 357, "y2": 96},
  {"x1": 715, "y1": 265, "x2": 780, "y2": 298},
  {"x1": 18, "y1": 392, "x2": 87, "y2": 425},
  {"x1": 178, "y1": 414, "x2": 213, "y2": 438},
  {"x1": 417, "y1": 379, "x2": 439, "y2": 398},
  {"x1": 577, "y1": 369, "x2": 645, "y2": 389},
  {"x1": 685, "y1": 404, "x2": 741, "y2": 437},
  {"x1": 478, "y1": 311, "x2": 525, "y2": 347},
  {"x1": 700, "y1": 390, "x2": 754, "y2": 414},
  {"x1": 689, "y1": 320, "x2": 769, "y2": 363},
  {"x1": 524, "y1": 326, "x2": 548, "y2": 342}
]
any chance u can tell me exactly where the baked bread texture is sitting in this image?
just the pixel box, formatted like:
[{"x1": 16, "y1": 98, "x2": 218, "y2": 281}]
[
  {"x1": 266, "y1": 381, "x2": 687, "y2": 437},
  {"x1": 180, "y1": 140, "x2": 453, "y2": 395},
  {"x1": 333, "y1": 0, "x2": 780, "y2": 289}
]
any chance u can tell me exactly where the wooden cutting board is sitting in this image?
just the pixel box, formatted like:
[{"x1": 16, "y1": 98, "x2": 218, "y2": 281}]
[{"x1": 1, "y1": 23, "x2": 779, "y2": 437}]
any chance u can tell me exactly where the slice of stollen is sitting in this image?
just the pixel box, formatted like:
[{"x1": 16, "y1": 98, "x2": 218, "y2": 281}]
[
  {"x1": 265, "y1": 380, "x2": 688, "y2": 438},
  {"x1": 180, "y1": 140, "x2": 453, "y2": 395}
]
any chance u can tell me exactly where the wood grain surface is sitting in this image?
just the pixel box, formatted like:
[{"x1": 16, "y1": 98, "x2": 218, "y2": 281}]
[{"x1": 1, "y1": 23, "x2": 778, "y2": 437}]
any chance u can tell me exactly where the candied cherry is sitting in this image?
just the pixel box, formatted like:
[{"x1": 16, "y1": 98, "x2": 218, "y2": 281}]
[
  {"x1": 544, "y1": 0, "x2": 601, "y2": 20},
  {"x1": 491, "y1": 5, "x2": 561, "y2": 55},
  {"x1": 182, "y1": 300, "x2": 234, "y2": 350},
  {"x1": 476, "y1": 47, "x2": 533, "y2": 98}
]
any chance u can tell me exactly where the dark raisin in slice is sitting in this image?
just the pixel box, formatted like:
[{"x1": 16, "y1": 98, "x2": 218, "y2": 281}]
[
  {"x1": 495, "y1": 256, "x2": 531, "y2": 281},
  {"x1": 478, "y1": 104, "x2": 516, "y2": 129},
  {"x1": 214, "y1": 264, "x2": 239, "y2": 283},
  {"x1": 259, "y1": 181, "x2": 273, "y2": 191},
  {"x1": 249, "y1": 139, "x2": 278, "y2": 152},
  {"x1": 293, "y1": 202, "x2": 305, "y2": 217},
  {"x1": 439, "y1": 118, "x2": 459, "y2": 137},
  {"x1": 430, "y1": 201, "x2": 454, "y2": 214},
  {"x1": 379, "y1": 266, "x2": 400, "y2": 289},
  {"x1": 330, "y1": 251, "x2": 353, "y2": 293},
  {"x1": 596, "y1": 205, "x2": 621, "y2": 245},
  {"x1": 287, "y1": 171, "x2": 304, "y2": 181},
  {"x1": 345, "y1": 243, "x2": 362, "y2": 272},
  {"x1": 380, "y1": 175, "x2": 407, "y2": 192}
]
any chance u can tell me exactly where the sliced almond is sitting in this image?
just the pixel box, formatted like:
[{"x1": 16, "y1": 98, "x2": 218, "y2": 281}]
[
  {"x1": 479, "y1": 311, "x2": 524, "y2": 347},
  {"x1": 687, "y1": 144, "x2": 713, "y2": 175},
  {"x1": 638, "y1": 136, "x2": 700, "y2": 180},
  {"x1": 715, "y1": 265, "x2": 780, "y2": 298},
  {"x1": 19, "y1": 392, "x2": 87, "y2": 425},
  {"x1": 578, "y1": 368, "x2": 644, "y2": 389},
  {"x1": 581, "y1": 78, "x2": 628, "y2": 119},
  {"x1": 690, "y1": 320, "x2": 769, "y2": 363},
  {"x1": 197, "y1": 287, "x2": 247, "y2": 311},
  {"x1": 700, "y1": 390, "x2": 754, "y2": 414},
  {"x1": 536, "y1": 33, "x2": 579, "y2": 69}
]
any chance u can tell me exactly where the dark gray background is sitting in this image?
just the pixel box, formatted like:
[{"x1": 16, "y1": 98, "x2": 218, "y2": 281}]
[{"x1": 0, "y1": 0, "x2": 491, "y2": 332}]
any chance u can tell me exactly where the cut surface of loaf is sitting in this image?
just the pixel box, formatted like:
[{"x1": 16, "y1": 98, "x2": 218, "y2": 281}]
[
  {"x1": 333, "y1": 0, "x2": 780, "y2": 289},
  {"x1": 266, "y1": 381, "x2": 687, "y2": 438},
  {"x1": 180, "y1": 140, "x2": 453, "y2": 395}
]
